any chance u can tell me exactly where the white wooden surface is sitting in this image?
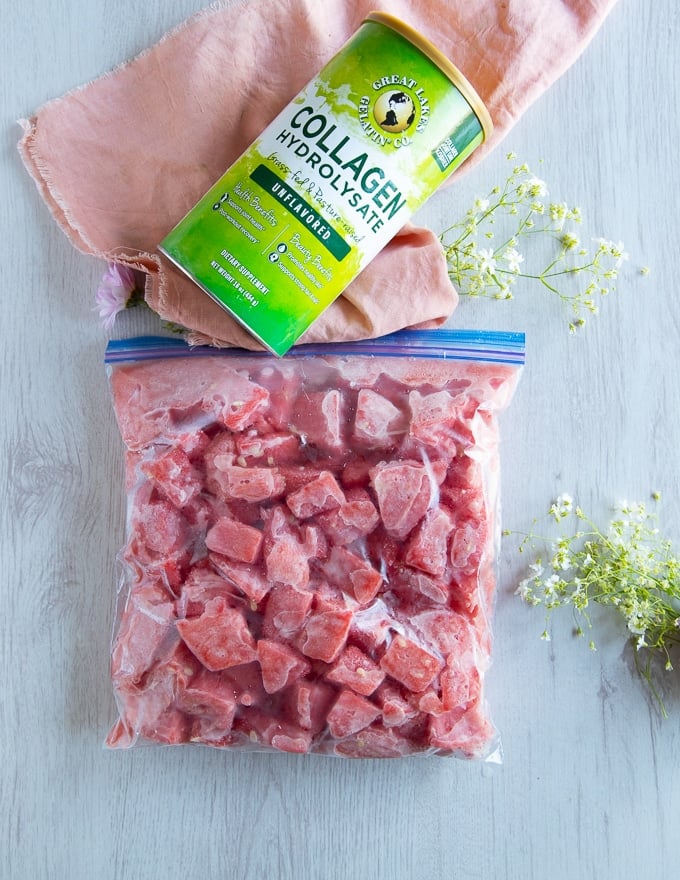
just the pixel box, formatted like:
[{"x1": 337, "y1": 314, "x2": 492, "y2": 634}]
[{"x1": 2, "y1": 0, "x2": 678, "y2": 877}]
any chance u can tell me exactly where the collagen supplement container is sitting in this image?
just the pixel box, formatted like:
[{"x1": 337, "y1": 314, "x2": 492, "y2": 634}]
[{"x1": 159, "y1": 12, "x2": 493, "y2": 356}]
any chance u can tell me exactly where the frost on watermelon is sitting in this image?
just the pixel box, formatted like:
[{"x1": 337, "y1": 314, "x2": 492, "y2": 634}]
[
  {"x1": 286, "y1": 470, "x2": 345, "y2": 519},
  {"x1": 262, "y1": 584, "x2": 313, "y2": 641},
  {"x1": 140, "y1": 446, "x2": 202, "y2": 509},
  {"x1": 353, "y1": 389, "x2": 407, "y2": 448},
  {"x1": 178, "y1": 669, "x2": 238, "y2": 743},
  {"x1": 107, "y1": 345, "x2": 521, "y2": 758},
  {"x1": 326, "y1": 689, "x2": 381, "y2": 739},
  {"x1": 326, "y1": 645, "x2": 385, "y2": 696},
  {"x1": 299, "y1": 606, "x2": 352, "y2": 663},
  {"x1": 177, "y1": 598, "x2": 257, "y2": 671},
  {"x1": 404, "y1": 506, "x2": 454, "y2": 578},
  {"x1": 205, "y1": 516, "x2": 263, "y2": 564},
  {"x1": 208, "y1": 555, "x2": 271, "y2": 605},
  {"x1": 369, "y1": 460, "x2": 436, "y2": 540},
  {"x1": 323, "y1": 545, "x2": 383, "y2": 605},
  {"x1": 380, "y1": 634, "x2": 444, "y2": 693},
  {"x1": 317, "y1": 488, "x2": 379, "y2": 545},
  {"x1": 257, "y1": 639, "x2": 311, "y2": 694}
]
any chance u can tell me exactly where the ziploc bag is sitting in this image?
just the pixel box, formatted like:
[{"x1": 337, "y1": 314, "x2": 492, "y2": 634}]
[{"x1": 104, "y1": 329, "x2": 524, "y2": 758}]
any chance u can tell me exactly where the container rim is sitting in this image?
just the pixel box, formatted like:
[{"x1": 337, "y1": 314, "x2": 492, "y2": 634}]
[{"x1": 364, "y1": 11, "x2": 493, "y2": 142}]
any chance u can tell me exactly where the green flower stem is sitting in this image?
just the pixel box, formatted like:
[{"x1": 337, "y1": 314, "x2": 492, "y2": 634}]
[
  {"x1": 514, "y1": 496, "x2": 680, "y2": 715},
  {"x1": 440, "y1": 153, "x2": 629, "y2": 330}
]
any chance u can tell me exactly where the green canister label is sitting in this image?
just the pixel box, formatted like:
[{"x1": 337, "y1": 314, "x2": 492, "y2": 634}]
[{"x1": 159, "y1": 12, "x2": 492, "y2": 356}]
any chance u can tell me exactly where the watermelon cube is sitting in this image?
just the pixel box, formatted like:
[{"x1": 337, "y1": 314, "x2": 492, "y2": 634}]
[
  {"x1": 286, "y1": 470, "x2": 345, "y2": 519},
  {"x1": 324, "y1": 545, "x2": 383, "y2": 605},
  {"x1": 369, "y1": 460, "x2": 434, "y2": 540},
  {"x1": 290, "y1": 389, "x2": 345, "y2": 452},
  {"x1": 284, "y1": 680, "x2": 336, "y2": 734},
  {"x1": 380, "y1": 635, "x2": 443, "y2": 693},
  {"x1": 140, "y1": 446, "x2": 202, "y2": 509},
  {"x1": 208, "y1": 555, "x2": 271, "y2": 605},
  {"x1": 177, "y1": 597, "x2": 257, "y2": 671},
  {"x1": 326, "y1": 645, "x2": 385, "y2": 696},
  {"x1": 257, "y1": 639, "x2": 311, "y2": 694},
  {"x1": 353, "y1": 388, "x2": 406, "y2": 448},
  {"x1": 404, "y1": 506, "x2": 454, "y2": 578},
  {"x1": 317, "y1": 488, "x2": 380, "y2": 545},
  {"x1": 299, "y1": 608, "x2": 352, "y2": 663},
  {"x1": 326, "y1": 690, "x2": 381, "y2": 739},
  {"x1": 262, "y1": 584, "x2": 313, "y2": 641},
  {"x1": 205, "y1": 516, "x2": 263, "y2": 564}
]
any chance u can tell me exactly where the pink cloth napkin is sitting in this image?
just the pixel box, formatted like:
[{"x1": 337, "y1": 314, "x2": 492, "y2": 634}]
[{"x1": 19, "y1": 0, "x2": 618, "y2": 348}]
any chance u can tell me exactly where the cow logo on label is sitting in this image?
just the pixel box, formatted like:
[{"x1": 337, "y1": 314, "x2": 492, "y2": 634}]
[
  {"x1": 373, "y1": 91, "x2": 415, "y2": 133},
  {"x1": 359, "y1": 75, "x2": 432, "y2": 148}
]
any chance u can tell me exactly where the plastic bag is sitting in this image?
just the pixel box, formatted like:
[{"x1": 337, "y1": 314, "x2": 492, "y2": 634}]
[{"x1": 104, "y1": 330, "x2": 524, "y2": 758}]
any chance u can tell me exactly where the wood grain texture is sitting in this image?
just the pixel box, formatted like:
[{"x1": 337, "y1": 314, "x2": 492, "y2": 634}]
[{"x1": 2, "y1": 0, "x2": 679, "y2": 878}]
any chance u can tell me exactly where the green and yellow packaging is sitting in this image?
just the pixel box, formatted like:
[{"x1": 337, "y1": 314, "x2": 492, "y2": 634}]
[{"x1": 159, "y1": 12, "x2": 492, "y2": 356}]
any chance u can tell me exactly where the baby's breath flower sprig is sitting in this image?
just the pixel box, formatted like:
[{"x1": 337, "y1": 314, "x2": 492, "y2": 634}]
[
  {"x1": 512, "y1": 493, "x2": 680, "y2": 715},
  {"x1": 440, "y1": 153, "x2": 630, "y2": 332}
]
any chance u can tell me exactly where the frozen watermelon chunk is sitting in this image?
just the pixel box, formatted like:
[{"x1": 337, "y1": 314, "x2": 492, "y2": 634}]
[
  {"x1": 300, "y1": 523, "x2": 329, "y2": 561},
  {"x1": 353, "y1": 388, "x2": 407, "y2": 448},
  {"x1": 129, "y1": 499, "x2": 192, "y2": 590},
  {"x1": 220, "y1": 661, "x2": 268, "y2": 709},
  {"x1": 175, "y1": 560, "x2": 241, "y2": 618},
  {"x1": 428, "y1": 700, "x2": 495, "y2": 757},
  {"x1": 209, "y1": 554, "x2": 271, "y2": 605},
  {"x1": 411, "y1": 608, "x2": 481, "y2": 661},
  {"x1": 340, "y1": 454, "x2": 384, "y2": 488},
  {"x1": 317, "y1": 488, "x2": 380, "y2": 545},
  {"x1": 257, "y1": 639, "x2": 311, "y2": 694},
  {"x1": 326, "y1": 690, "x2": 381, "y2": 739},
  {"x1": 205, "y1": 516, "x2": 263, "y2": 564},
  {"x1": 299, "y1": 607, "x2": 352, "y2": 663},
  {"x1": 450, "y1": 519, "x2": 486, "y2": 571},
  {"x1": 392, "y1": 568, "x2": 448, "y2": 605},
  {"x1": 374, "y1": 682, "x2": 420, "y2": 728},
  {"x1": 110, "y1": 658, "x2": 184, "y2": 747},
  {"x1": 286, "y1": 471, "x2": 345, "y2": 519},
  {"x1": 203, "y1": 371, "x2": 270, "y2": 431},
  {"x1": 369, "y1": 460, "x2": 435, "y2": 539},
  {"x1": 326, "y1": 646, "x2": 385, "y2": 696},
  {"x1": 333, "y1": 727, "x2": 419, "y2": 758},
  {"x1": 349, "y1": 600, "x2": 393, "y2": 655},
  {"x1": 290, "y1": 389, "x2": 345, "y2": 452},
  {"x1": 284, "y1": 680, "x2": 336, "y2": 734},
  {"x1": 265, "y1": 537, "x2": 310, "y2": 589},
  {"x1": 204, "y1": 432, "x2": 236, "y2": 493},
  {"x1": 278, "y1": 465, "x2": 327, "y2": 495},
  {"x1": 251, "y1": 362, "x2": 302, "y2": 430},
  {"x1": 238, "y1": 710, "x2": 313, "y2": 754},
  {"x1": 236, "y1": 431, "x2": 300, "y2": 466},
  {"x1": 178, "y1": 668, "x2": 238, "y2": 735},
  {"x1": 404, "y1": 505, "x2": 454, "y2": 578},
  {"x1": 135, "y1": 499, "x2": 190, "y2": 558},
  {"x1": 140, "y1": 707, "x2": 190, "y2": 745},
  {"x1": 324, "y1": 545, "x2": 383, "y2": 605},
  {"x1": 262, "y1": 584, "x2": 313, "y2": 641},
  {"x1": 441, "y1": 664, "x2": 481, "y2": 711},
  {"x1": 177, "y1": 597, "x2": 257, "y2": 671},
  {"x1": 176, "y1": 429, "x2": 212, "y2": 461},
  {"x1": 210, "y1": 465, "x2": 285, "y2": 503},
  {"x1": 408, "y1": 389, "x2": 472, "y2": 456},
  {"x1": 380, "y1": 635, "x2": 443, "y2": 693},
  {"x1": 111, "y1": 595, "x2": 178, "y2": 692},
  {"x1": 140, "y1": 446, "x2": 202, "y2": 509}
]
